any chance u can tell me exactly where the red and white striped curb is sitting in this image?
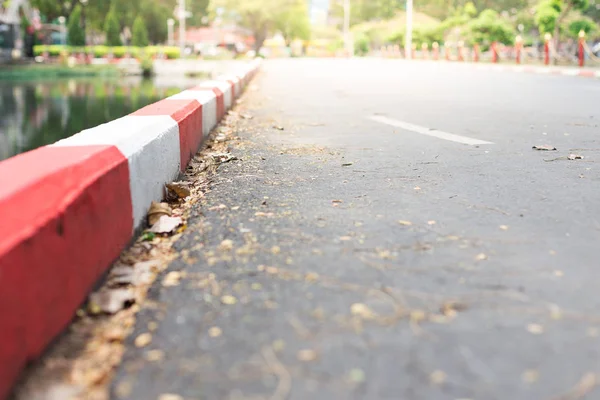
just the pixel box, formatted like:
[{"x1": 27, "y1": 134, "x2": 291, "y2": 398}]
[
  {"x1": 472, "y1": 63, "x2": 600, "y2": 79},
  {"x1": 0, "y1": 59, "x2": 261, "y2": 398}
]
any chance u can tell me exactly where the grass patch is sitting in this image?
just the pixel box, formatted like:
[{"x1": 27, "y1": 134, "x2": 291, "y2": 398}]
[{"x1": 0, "y1": 64, "x2": 120, "y2": 80}]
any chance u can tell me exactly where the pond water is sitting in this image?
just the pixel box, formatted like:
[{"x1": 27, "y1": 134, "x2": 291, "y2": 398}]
[{"x1": 0, "y1": 77, "x2": 203, "y2": 161}]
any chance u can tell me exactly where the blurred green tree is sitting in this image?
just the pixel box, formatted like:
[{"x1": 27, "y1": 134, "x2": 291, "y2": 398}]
[
  {"x1": 132, "y1": 15, "x2": 149, "y2": 46},
  {"x1": 67, "y1": 5, "x2": 86, "y2": 46}
]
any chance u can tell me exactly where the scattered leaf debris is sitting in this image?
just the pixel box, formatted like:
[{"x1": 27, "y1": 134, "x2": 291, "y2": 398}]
[
  {"x1": 134, "y1": 333, "x2": 152, "y2": 348},
  {"x1": 88, "y1": 289, "x2": 134, "y2": 315},
  {"x1": 297, "y1": 349, "x2": 318, "y2": 362},
  {"x1": 165, "y1": 182, "x2": 191, "y2": 199},
  {"x1": 568, "y1": 154, "x2": 584, "y2": 160},
  {"x1": 221, "y1": 295, "x2": 238, "y2": 305},
  {"x1": 149, "y1": 216, "x2": 183, "y2": 234},
  {"x1": 147, "y1": 202, "x2": 172, "y2": 226},
  {"x1": 527, "y1": 323, "x2": 544, "y2": 335},
  {"x1": 533, "y1": 145, "x2": 557, "y2": 151}
]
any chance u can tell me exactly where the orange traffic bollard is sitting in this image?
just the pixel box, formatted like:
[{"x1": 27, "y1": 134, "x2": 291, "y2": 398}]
[
  {"x1": 473, "y1": 43, "x2": 480, "y2": 62},
  {"x1": 432, "y1": 42, "x2": 439, "y2": 60},
  {"x1": 544, "y1": 33, "x2": 551, "y2": 65},
  {"x1": 491, "y1": 42, "x2": 498, "y2": 63},
  {"x1": 578, "y1": 30, "x2": 585, "y2": 67},
  {"x1": 458, "y1": 41, "x2": 464, "y2": 61},
  {"x1": 515, "y1": 35, "x2": 523, "y2": 64},
  {"x1": 445, "y1": 42, "x2": 451, "y2": 61}
]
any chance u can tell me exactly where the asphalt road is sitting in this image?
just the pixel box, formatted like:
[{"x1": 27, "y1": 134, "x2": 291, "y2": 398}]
[{"x1": 112, "y1": 59, "x2": 600, "y2": 400}]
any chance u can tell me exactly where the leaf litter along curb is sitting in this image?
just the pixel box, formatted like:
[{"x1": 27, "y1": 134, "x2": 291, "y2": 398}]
[{"x1": 12, "y1": 100, "x2": 252, "y2": 400}]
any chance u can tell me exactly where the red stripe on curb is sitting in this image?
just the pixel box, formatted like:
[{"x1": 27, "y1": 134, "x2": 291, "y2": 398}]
[
  {"x1": 226, "y1": 80, "x2": 237, "y2": 98},
  {"x1": 133, "y1": 99, "x2": 203, "y2": 170},
  {"x1": 0, "y1": 145, "x2": 132, "y2": 399},
  {"x1": 191, "y1": 86, "x2": 225, "y2": 120},
  {"x1": 578, "y1": 70, "x2": 595, "y2": 78}
]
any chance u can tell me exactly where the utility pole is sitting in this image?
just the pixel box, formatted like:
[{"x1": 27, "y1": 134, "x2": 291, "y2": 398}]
[
  {"x1": 178, "y1": 0, "x2": 186, "y2": 55},
  {"x1": 167, "y1": 19, "x2": 175, "y2": 46},
  {"x1": 343, "y1": 0, "x2": 351, "y2": 56},
  {"x1": 405, "y1": 0, "x2": 413, "y2": 60}
]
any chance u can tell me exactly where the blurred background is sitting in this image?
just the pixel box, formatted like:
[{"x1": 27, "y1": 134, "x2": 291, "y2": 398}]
[{"x1": 1, "y1": 0, "x2": 599, "y2": 160}]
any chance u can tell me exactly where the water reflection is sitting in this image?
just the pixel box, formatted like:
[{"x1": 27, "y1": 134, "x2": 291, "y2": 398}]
[{"x1": 0, "y1": 78, "x2": 200, "y2": 161}]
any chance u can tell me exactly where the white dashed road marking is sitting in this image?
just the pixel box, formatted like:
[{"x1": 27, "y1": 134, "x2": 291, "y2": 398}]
[{"x1": 368, "y1": 115, "x2": 494, "y2": 146}]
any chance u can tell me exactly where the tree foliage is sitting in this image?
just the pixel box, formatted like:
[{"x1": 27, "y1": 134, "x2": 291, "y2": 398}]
[
  {"x1": 189, "y1": 0, "x2": 211, "y2": 27},
  {"x1": 275, "y1": 0, "x2": 311, "y2": 45},
  {"x1": 467, "y1": 9, "x2": 515, "y2": 44},
  {"x1": 67, "y1": 5, "x2": 86, "y2": 46},
  {"x1": 567, "y1": 16, "x2": 598, "y2": 37},
  {"x1": 535, "y1": 0, "x2": 589, "y2": 36},
  {"x1": 329, "y1": 0, "x2": 404, "y2": 27},
  {"x1": 132, "y1": 16, "x2": 150, "y2": 46},
  {"x1": 212, "y1": 0, "x2": 312, "y2": 52},
  {"x1": 104, "y1": 8, "x2": 122, "y2": 46}
]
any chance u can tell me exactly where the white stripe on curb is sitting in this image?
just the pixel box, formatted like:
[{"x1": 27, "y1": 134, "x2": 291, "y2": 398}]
[
  {"x1": 368, "y1": 115, "x2": 494, "y2": 146},
  {"x1": 200, "y1": 80, "x2": 233, "y2": 110},
  {"x1": 54, "y1": 116, "x2": 181, "y2": 230}
]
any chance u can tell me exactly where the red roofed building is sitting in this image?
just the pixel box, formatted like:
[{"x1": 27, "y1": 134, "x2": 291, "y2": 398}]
[{"x1": 175, "y1": 25, "x2": 255, "y2": 54}]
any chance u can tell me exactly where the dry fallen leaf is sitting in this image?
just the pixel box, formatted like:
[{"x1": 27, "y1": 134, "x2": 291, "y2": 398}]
[
  {"x1": 342, "y1": 162, "x2": 354, "y2": 167},
  {"x1": 499, "y1": 225, "x2": 509, "y2": 231},
  {"x1": 88, "y1": 289, "x2": 134, "y2": 315},
  {"x1": 149, "y1": 216, "x2": 183, "y2": 234},
  {"x1": 218, "y1": 239, "x2": 234, "y2": 252},
  {"x1": 429, "y1": 370, "x2": 447, "y2": 385},
  {"x1": 398, "y1": 220, "x2": 413, "y2": 226},
  {"x1": 158, "y1": 394, "x2": 184, "y2": 400},
  {"x1": 410, "y1": 310, "x2": 427, "y2": 322},
  {"x1": 348, "y1": 368, "x2": 366, "y2": 383},
  {"x1": 350, "y1": 303, "x2": 375, "y2": 319},
  {"x1": 568, "y1": 153, "x2": 584, "y2": 160},
  {"x1": 265, "y1": 266, "x2": 279, "y2": 274},
  {"x1": 440, "y1": 301, "x2": 468, "y2": 316},
  {"x1": 210, "y1": 152, "x2": 237, "y2": 164},
  {"x1": 148, "y1": 202, "x2": 172, "y2": 226},
  {"x1": 532, "y1": 145, "x2": 557, "y2": 151},
  {"x1": 134, "y1": 333, "x2": 152, "y2": 348},
  {"x1": 162, "y1": 271, "x2": 182, "y2": 287},
  {"x1": 297, "y1": 349, "x2": 318, "y2": 362},
  {"x1": 166, "y1": 182, "x2": 191, "y2": 199},
  {"x1": 305, "y1": 272, "x2": 319, "y2": 282},
  {"x1": 527, "y1": 323, "x2": 544, "y2": 335},
  {"x1": 273, "y1": 125, "x2": 285, "y2": 130},
  {"x1": 255, "y1": 211, "x2": 274, "y2": 217},
  {"x1": 475, "y1": 253, "x2": 488, "y2": 261},
  {"x1": 522, "y1": 369, "x2": 539, "y2": 383},
  {"x1": 208, "y1": 326, "x2": 223, "y2": 338},
  {"x1": 221, "y1": 295, "x2": 238, "y2": 305},
  {"x1": 427, "y1": 220, "x2": 436, "y2": 225},
  {"x1": 146, "y1": 349, "x2": 165, "y2": 362}
]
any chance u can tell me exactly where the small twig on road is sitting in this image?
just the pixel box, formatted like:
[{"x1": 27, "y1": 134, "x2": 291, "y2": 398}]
[
  {"x1": 286, "y1": 314, "x2": 313, "y2": 340},
  {"x1": 551, "y1": 372, "x2": 597, "y2": 400},
  {"x1": 262, "y1": 346, "x2": 292, "y2": 400},
  {"x1": 462, "y1": 202, "x2": 511, "y2": 216}
]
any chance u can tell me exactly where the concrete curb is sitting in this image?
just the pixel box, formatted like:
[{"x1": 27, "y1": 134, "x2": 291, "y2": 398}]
[
  {"x1": 471, "y1": 63, "x2": 600, "y2": 79},
  {"x1": 0, "y1": 59, "x2": 261, "y2": 398}
]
